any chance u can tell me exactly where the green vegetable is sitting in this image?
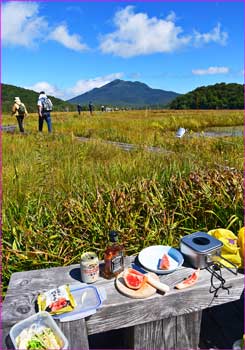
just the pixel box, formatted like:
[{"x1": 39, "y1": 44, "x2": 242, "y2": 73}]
[{"x1": 27, "y1": 338, "x2": 45, "y2": 349}]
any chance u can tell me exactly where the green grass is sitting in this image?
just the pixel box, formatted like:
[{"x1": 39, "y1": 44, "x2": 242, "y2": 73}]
[{"x1": 2, "y1": 109, "x2": 244, "y2": 294}]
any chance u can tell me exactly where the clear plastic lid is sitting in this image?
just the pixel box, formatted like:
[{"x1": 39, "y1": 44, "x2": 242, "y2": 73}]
[
  {"x1": 72, "y1": 285, "x2": 102, "y2": 312},
  {"x1": 53, "y1": 285, "x2": 102, "y2": 321}
]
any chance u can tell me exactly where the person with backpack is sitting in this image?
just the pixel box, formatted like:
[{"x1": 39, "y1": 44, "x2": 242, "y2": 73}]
[
  {"x1": 12, "y1": 97, "x2": 28, "y2": 133},
  {"x1": 37, "y1": 91, "x2": 53, "y2": 132}
]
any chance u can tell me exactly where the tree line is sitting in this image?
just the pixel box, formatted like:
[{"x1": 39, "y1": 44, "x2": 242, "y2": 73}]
[{"x1": 168, "y1": 83, "x2": 244, "y2": 109}]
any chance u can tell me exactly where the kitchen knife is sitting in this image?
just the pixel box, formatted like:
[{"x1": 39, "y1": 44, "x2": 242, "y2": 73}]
[{"x1": 131, "y1": 263, "x2": 170, "y2": 293}]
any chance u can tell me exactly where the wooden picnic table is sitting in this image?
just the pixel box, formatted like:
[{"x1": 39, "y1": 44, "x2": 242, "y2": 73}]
[{"x1": 2, "y1": 256, "x2": 244, "y2": 350}]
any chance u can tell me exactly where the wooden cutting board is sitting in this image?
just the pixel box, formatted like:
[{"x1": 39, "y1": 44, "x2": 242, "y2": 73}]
[{"x1": 115, "y1": 271, "x2": 159, "y2": 299}]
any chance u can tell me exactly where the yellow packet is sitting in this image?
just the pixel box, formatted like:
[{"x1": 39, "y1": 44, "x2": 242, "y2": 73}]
[{"x1": 37, "y1": 284, "x2": 76, "y2": 315}]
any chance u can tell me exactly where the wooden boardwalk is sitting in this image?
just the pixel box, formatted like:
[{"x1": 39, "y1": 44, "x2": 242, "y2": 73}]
[
  {"x1": 1, "y1": 125, "x2": 16, "y2": 133},
  {"x1": 77, "y1": 136, "x2": 174, "y2": 154}
]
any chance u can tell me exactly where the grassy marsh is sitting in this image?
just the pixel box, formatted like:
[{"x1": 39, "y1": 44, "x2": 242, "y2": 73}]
[{"x1": 2, "y1": 109, "x2": 244, "y2": 293}]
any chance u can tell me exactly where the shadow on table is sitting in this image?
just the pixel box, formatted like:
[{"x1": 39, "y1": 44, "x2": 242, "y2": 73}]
[
  {"x1": 88, "y1": 328, "x2": 129, "y2": 349},
  {"x1": 69, "y1": 267, "x2": 82, "y2": 282},
  {"x1": 4, "y1": 334, "x2": 14, "y2": 350}
]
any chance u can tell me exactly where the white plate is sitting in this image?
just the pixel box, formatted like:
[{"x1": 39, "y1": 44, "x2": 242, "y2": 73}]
[{"x1": 138, "y1": 245, "x2": 184, "y2": 274}]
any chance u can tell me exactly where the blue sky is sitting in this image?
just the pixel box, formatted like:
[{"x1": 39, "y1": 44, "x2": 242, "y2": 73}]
[{"x1": 2, "y1": 1, "x2": 244, "y2": 100}]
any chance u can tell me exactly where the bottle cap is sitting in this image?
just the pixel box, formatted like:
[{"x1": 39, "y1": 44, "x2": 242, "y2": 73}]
[{"x1": 109, "y1": 231, "x2": 119, "y2": 242}]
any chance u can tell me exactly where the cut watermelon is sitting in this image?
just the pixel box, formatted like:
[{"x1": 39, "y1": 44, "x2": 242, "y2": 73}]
[
  {"x1": 158, "y1": 253, "x2": 170, "y2": 270},
  {"x1": 175, "y1": 269, "x2": 200, "y2": 289},
  {"x1": 123, "y1": 268, "x2": 147, "y2": 290}
]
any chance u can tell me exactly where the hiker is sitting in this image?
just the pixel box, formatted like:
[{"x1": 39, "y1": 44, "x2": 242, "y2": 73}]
[
  {"x1": 88, "y1": 101, "x2": 93, "y2": 116},
  {"x1": 11, "y1": 97, "x2": 28, "y2": 133},
  {"x1": 101, "y1": 105, "x2": 105, "y2": 112},
  {"x1": 37, "y1": 91, "x2": 53, "y2": 132},
  {"x1": 77, "y1": 104, "x2": 82, "y2": 115}
]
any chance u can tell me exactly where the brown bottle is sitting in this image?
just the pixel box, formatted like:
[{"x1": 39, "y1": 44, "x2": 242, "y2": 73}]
[{"x1": 103, "y1": 231, "x2": 124, "y2": 279}]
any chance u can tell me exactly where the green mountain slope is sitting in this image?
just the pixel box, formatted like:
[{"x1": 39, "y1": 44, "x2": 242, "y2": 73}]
[
  {"x1": 2, "y1": 84, "x2": 74, "y2": 113},
  {"x1": 168, "y1": 83, "x2": 244, "y2": 109},
  {"x1": 67, "y1": 79, "x2": 180, "y2": 108}
]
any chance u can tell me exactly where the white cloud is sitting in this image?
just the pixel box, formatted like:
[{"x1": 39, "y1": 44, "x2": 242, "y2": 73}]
[
  {"x1": 193, "y1": 23, "x2": 228, "y2": 46},
  {"x1": 99, "y1": 6, "x2": 191, "y2": 58},
  {"x1": 26, "y1": 73, "x2": 124, "y2": 100},
  {"x1": 25, "y1": 81, "x2": 64, "y2": 98},
  {"x1": 192, "y1": 66, "x2": 229, "y2": 75},
  {"x1": 67, "y1": 73, "x2": 124, "y2": 98},
  {"x1": 99, "y1": 7, "x2": 229, "y2": 58},
  {"x1": 2, "y1": 2, "x2": 88, "y2": 51},
  {"x1": 165, "y1": 11, "x2": 177, "y2": 22},
  {"x1": 2, "y1": 2, "x2": 48, "y2": 47},
  {"x1": 48, "y1": 25, "x2": 88, "y2": 52}
]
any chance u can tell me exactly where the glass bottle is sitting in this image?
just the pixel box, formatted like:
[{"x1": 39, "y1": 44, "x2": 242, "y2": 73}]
[{"x1": 103, "y1": 231, "x2": 124, "y2": 279}]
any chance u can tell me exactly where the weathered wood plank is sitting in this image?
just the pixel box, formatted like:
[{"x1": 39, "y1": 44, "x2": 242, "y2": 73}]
[
  {"x1": 85, "y1": 280, "x2": 243, "y2": 335},
  {"x1": 176, "y1": 311, "x2": 202, "y2": 349},
  {"x1": 3, "y1": 276, "x2": 242, "y2": 338},
  {"x1": 59, "y1": 318, "x2": 89, "y2": 350},
  {"x1": 126, "y1": 311, "x2": 202, "y2": 350},
  {"x1": 130, "y1": 317, "x2": 176, "y2": 349}
]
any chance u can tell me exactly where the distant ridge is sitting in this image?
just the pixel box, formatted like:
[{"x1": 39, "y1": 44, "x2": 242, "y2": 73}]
[{"x1": 67, "y1": 79, "x2": 180, "y2": 108}]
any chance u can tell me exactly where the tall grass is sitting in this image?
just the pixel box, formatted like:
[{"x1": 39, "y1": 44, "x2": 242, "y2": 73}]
[{"x1": 2, "y1": 110, "x2": 244, "y2": 294}]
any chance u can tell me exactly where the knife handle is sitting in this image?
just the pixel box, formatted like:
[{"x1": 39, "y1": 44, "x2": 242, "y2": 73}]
[{"x1": 146, "y1": 275, "x2": 170, "y2": 293}]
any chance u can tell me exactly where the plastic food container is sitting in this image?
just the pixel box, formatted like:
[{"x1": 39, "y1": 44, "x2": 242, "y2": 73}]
[
  {"x1": 54, "y1": 285, "x2": 102, "y2": 321},
  {"x1": 9, "y1": 311, "x2": 69, "y2": 350},
  {"x1": 72, "y1": 285, "x2": 102, "y2": 312}
]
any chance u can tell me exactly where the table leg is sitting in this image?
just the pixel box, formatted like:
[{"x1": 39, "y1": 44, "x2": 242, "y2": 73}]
[
  {"x1": 127, "y1": 311, "x2": 202, "y2": 349},
  {"x1": 59, "y1": 318, "x2": 89, "y2": 350},
  {"x1": 176, "y1": 311, "x2": 202, "y2": 349}
]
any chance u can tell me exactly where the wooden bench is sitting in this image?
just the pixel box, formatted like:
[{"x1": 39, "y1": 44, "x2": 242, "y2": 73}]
[{"x1": 2, "y1": 256, "x2": 244, "y2": 349}]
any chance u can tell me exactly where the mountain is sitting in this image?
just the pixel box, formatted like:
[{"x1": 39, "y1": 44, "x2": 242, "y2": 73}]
[
  {"x1": 2, "y1": 84, "x2": 75, "y2": 113},
  {"x1": 67, "y1": 79, "x2": 180, "y2": 108},
  {"x1": 168, "y1": 83, "x2": 244, "y2": 109}
]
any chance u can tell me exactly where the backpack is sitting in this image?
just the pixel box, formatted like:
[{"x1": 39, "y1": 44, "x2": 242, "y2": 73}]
[
  {"x1": 42, "y1": 98, "x2": 53, "y2": 112},
  {"x1": 18, "y1": 103, "x2": 26, "y2": 116}
]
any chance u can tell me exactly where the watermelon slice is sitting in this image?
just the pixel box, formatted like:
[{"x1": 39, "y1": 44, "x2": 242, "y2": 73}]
[
  {"x1": 175, "y1": 269, "x2": 200, "y2": 289},
  {"x1": 123, "y1": 268, "x2": 147, "y2": 290},
  {"x1": 158, "y1": 253, "x2": 170, "y2": 270}
]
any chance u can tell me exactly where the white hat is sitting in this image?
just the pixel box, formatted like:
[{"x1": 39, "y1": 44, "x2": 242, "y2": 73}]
[{"x1": 14, "y1": 97, "x2": 21, "y2": 103}]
